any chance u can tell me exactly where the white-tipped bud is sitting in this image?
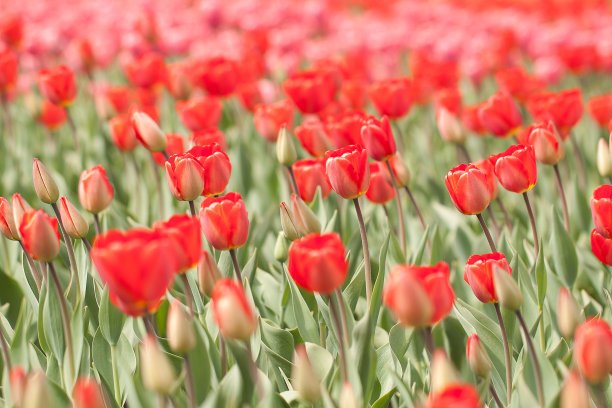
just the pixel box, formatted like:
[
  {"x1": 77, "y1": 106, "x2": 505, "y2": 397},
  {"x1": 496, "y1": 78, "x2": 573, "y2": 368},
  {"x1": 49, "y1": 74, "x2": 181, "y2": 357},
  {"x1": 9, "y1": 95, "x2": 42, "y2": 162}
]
[
  {"x1": 58, "y1": 197, "x2": 89, "y2": 238},
  {"x1": 197, "y1": 250, "x2": 221, "y2": 297},
  {"x1": 557, "y1": 288, "x2": 582, "y2": 339},
  {"x1": 431, "y1": 349, "x2": 460, "y2": 393},
  {"x1": 338, "y1": 382, "x2": 359, "y2": 408},
  {"x1": 291, "y1": 194, "x2": 321, "y2": 235},
  {"x1": 437, "y1": 108, "x2": 465, "y2": 144},
  {"x1": 140, "y1": 335, "x2": 176, "y2": 394},
  {"x1": 561, "y1": 370, "x2": 590, "y2": 408},
  {"x1": 132, "y1": 112, "x2": 166, "y2": 152},
  {"x1": 492, "y1": 265, "x2": 523, "y2": 311},
  {"x1": 466, "y1": 334, "x2": 491, "y2": 377},
  {"x1": 292, "y1": 345, "x2": 321, "y2": 402},
  {"x1": 167, "y1": 300, "x2": 196, "y2": 354},
  {"x1": 276, "y1": 126, "x2": 297, "y2": 166},
  {"x1": 280, "y1": 202, "x2": 301, "y2": 241},
  {"x1": 274, "y1": 232, "x2": 288, "y2": 263},
  {"x1": 23, "y1": 371, "x2": 52, "y2": 408},
  {"x1": 598, "y1": 138, "x2": 612, "y2": 177},
  {"x1": 33, "y1": 159, "x2": 59, "y2": 204}
]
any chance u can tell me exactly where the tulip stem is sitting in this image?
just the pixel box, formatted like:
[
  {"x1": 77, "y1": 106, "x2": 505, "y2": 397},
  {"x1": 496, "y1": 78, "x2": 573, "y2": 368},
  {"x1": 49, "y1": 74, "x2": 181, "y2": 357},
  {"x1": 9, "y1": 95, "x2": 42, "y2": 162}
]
[
  {"x1": 287, "y1": 165, "x2": 299, "y2": 195},
  {"x1": 93, "y1": 214, "x2": 102, "y2": 236},
  {"x1": 489, "y1": 382, "x2": 504, "y2": 408},
  {"x1": 486, "y1": 206, "x2": 501, "y2": 240},
  {"x1": 229, "y1": 249, "x2": 244, "y2": 287},
  {"x1": 0, "y1": 324, "x2": 12, "y2": 373},
  {"x1": 422, "y1": 326, "x2": 434, "y2": 355},
  {"x1": 219, "y1": 334, "x2": 227, "y2": 376},
  {"x1": 386, "y1": 160, "x2": 406, "y2": 255},
  {"x1": 66, "y1": 109, "x2": 80, "y2": 151},
  {"x1": 516, "y1": 311, "x2": 544, "y2": 408},
  {"x1": 184, "y1": 354, "x2": 196, "y2": 408},
  {"x1": 19, "y1": 241, "x2": 42, "y2": 292},
  {"x1": 245, "y1": 341, "x2": 265, "y2": 399},
  {"x1": 352, "y1": 198, "x2": 372, "y2": 307},
  {"x1": 476, "y1": 213, "x2": 497, "y2": 252},
  {"x1": 494, "y1": 303, "x2": 512, "y2": 405},
  {"x1": 149, "y1": 155, "x2": 165, "y2": 219},
  {"x1": 51, "y1": 202, "x2": 81, "y2": 300},
  {"x1": 48, "y1": 262, "x2": 75, "y2": 380},
  {"x1": 456, "y1": 143, "x2": 471, "y2": 164},
  {"x1": 180, "y1": 274, "x2": 195, "y2": 317},
  {"x1": 569, "y1": 134, "x2": 586, "y2": 190},
  {"x1": 82, "y1": 237, "x2": 92, "y2": 253},
  {"x1": 110, "y1": 344, "x2": 121, "y2": 404},
  {"x1": 328, "y1": 295, "x2": 348, "y2": 383},
  {"x1": 496, "y1": 198, "x2": 513, "y2": 232},
  {"x1": 334, "y1": 289, "x2": 351, "y2": 347},
  {"x1": 162, "y1": 150, "x2": 170, "y2": 160},
  {"x1": 553, "y1": 164, "x2": 570, "y2": 233},
  {"x1": 597, "y1": 383, "x2": 609, "y2": 408},
  {"x1": 188, "y1": 200, "x2": 196, "y2": 216},
  {"x1": 522, "y1": 192, "x2": 540, "y2": 257},
  {"x1": 143, "y1": 314, "x2": 158, "y2": 337},
  {"x1": 403, "y1": 186, "x2": 427, "y2": 231}
]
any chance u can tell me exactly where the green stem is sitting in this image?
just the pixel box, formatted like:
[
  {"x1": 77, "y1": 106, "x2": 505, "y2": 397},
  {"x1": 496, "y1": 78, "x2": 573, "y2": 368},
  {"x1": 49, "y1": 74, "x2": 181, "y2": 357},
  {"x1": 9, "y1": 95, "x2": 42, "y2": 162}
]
[
  {"x1": 386, "y1": 160, "x2": 406, "y2": 255},
  {"x1": 553, "y1": 164, "x2": 570, "y2": 233},
  {"x1": 181, "y1": 274, "x2": 195, "y2": 317},
  {"x1": 334, "y1": 289, "x2": 351, "y2": 347},
  {"x1": 48, "y1": 262, "x2": 74, "y2": 380},
  {"x1": 19, "y1": 241, "x2": 42, "y2": 292},
  {"x1": 403, "y1": 186, "x2": 427, "y2": 231},
  {"x1": 188, "y1": 200, "x2": 196, "y2": 216},
  {"x1": 517, "y1": 311, "x2": 544, "y2": 408},
  {"x1": 184, "y1": 355, "x2": 196, "y2": 408},
  {"x1": 494, "y1": 303, "x2": 512, "y2": 405},
  {"x1": 353, "y1": 198, "x2": 372, "y2": 307},
  {"x1": 489, "y1": 382, "x2": 504, "y2": 408},
  {"x1": 287, "y1": 165, "x2": 299, "y2": 195},
  {"x1": 422, "y1": 326, "x2": 434, "y2": 355},
  {"x1": 93, "y1": 213, "x2": 102, "y2": 236},
  {"x1": 229, "y1": 249, "x2": 244, "y2": 287},
  {"x1": 51, "y1": 203, "x2": 80, "y2": 301},
  {"x1": 245, "y1": 341, "x2": 264, "y2": 399},
  {"x1": 477, "y1": 213, "x2": 497, "y2": 252},
  {"x1": 522, "y1": 192, "x2": 539, "y2": 257},
  {"x1": 539, "y1": 307, "x2": 546, "y2": 353}
]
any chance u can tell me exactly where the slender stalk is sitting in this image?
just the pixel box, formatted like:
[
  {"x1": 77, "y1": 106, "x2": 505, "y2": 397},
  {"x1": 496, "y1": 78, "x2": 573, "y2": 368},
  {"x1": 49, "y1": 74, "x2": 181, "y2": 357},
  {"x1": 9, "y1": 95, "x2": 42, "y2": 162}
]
[
  {"x1": 597, "y1": 383, "x2": 609, "y2": 408},
  {"x1": 422, "y1": 326, "x2": 434, "y2": 355},
  {"x1": 456, "y1": 143, "x2": 471, "y2": 163},
  {"x1": 522, "y1": 192, "x2": 540, "y2": 257},
  {"x1": 184, "y1": 355, "x2": 196, "y2": 408},
  {"x1": 245, "y1": 341, "x2": 265, "y2": 399},
  {"x1": 149, "y1": 155, "x2": 165, "y2": 219},
  {"x1": 539, "y1": 307, "x2": 546, "y2": 353},
  {"x1": 476, "y1": 213, "x2": 497, "y2": 252},
  {"x1": 188, "y1": 200, "x2": 196, "y2": 216},
  {"x1": 352, "y1": 198, "x2": 372, "y2": 306},
  {"x1": 328, "y1": 295, "x2": 348, "y2": 383},
  {"x1": 287, "y1": 165, "x2": 299, "y2": 195},
  {"x1": 66, "y1": 109, "x2": 80, "y2": 151},
  {"x1": 180, "y1": 274, "x2": 195, "y2": 317},
  {"x1": 162, "y1": 150, "x2": 170, "y2": 160},
  {"x1": 334, "y1": 289, "x2": 351, "y2": 347},
  {"x1": 219, "y1": 334, "x2": 227, "y2": 376},
  {"x1": 82, "y1": 237, "x2": 92, "y2": 253},
  {"x1": 386, "y1": 160, "x2": 406, "y2": 255},
  {"x1": 93, "y1": 213, "x2": 102, "y2": 236},
  {"x1": 110, "y1": 344, "x2": 121, "y2": 405},
  {"x1": 48, "y1": 262, "x2": 74, "y2": 379},
  {"x1": 496, "y1": 198, "x2": 513, "y2": 231},
  {"x1": 158, "y1": 395, "x2": 167, "y2": 408},
  {"x1": 569, "y1": 134, "x2": 586, "y2": 190},
  {"x1": 19, "y1": 241, "x2": 42, "y2": 292},
  {"x1": 489, "y1": 383, "x2": 504, "y2": 408},
  {"x1": 143, "y1": 314, "x2": 157, "y2": 337},
  {"x1": 516, "y1": 311, "x2": 544, "y2": 408},
  {"x1": 403, "y1": 186, "x2": 427, "y2": 231},
  {"x1": 1, "y1": 236, "x2": 11, "y2": 274},
  {"x1": 0, "y1": 325, "x2": 12, "y2": 373},
  {"x1": 553, "y1": 164, "x2": 570, "y2": 233},
  {"x1": 51, "y1": 203, "x2": 80, "y2": 299},
  {"x1": 486, "y1": 206, "x2": 501, "y2": 240},
  {"x1": 391, "y1": 120, "x2": 405, "y2": 152},
  {"x1": 494, "y1": 303, "x2": 512, "y2": 405},
  {"x1": 229, "y1": 249, "x2": 244, "y2": 287}
]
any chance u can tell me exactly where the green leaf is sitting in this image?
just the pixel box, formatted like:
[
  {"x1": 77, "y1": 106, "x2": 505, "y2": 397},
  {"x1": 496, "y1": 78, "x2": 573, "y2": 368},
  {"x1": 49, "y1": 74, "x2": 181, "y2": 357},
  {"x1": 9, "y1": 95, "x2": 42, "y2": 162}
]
[
  {"x1": 188, "y1": 323, "x2": 213, "y2": 404},
  {"x1": 99, "y1": 286, "x2": 126, "y2": 346},
  {"x1": 285, "y1": 270, "x2": 318, "y2": 344},
  {"x1": 535, "y1": 243, "x2": 547, "y2": 307},
  {"x1": 549, "y1": 210, "x2": 577, "y2": 287},
  {"x1": 43, "y1": 281, "x2": 65, "y2": 365}
]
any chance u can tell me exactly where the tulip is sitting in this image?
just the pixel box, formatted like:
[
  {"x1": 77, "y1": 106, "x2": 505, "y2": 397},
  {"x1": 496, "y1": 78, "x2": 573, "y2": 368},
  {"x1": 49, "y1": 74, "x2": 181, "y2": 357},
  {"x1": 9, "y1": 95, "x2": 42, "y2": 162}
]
[
  {"x1": 431, "y1": 349, "x2": 460, "y2": 393},
  {"x1": 466, "y1": 334, "x2": 491, "y2": 378},
  {"x1": 195, "y1": 57, "x2": 239, "y2": 97},
  {"x1": 523, "y1": 121, "x2": 564, "y2": 165},
  {"x1": 433, "y1": 86, "x2": 462, "y2": 116},
  {"x1": 464, "y1": 252, "x2": 512, "y2": 303},
  {"x1": 23, "y1": 371, "x2": 52, "y2": 408},
  {"x1": 591, "y1": 185, "x2": 612, "y2": 238},
  {"x1": 167, "y1": 299, "x2": 196, "y2": 354},
  {"x1": 283, "y1": 69, "x2": 336, "y2": 114},
  {"x1": 444, "y1": 163, "x2": 494, "y2": 215},
  {"x1": 383, "y1": 263, "x2": 454, "y2": 326},
  {"x1": 292, "y1": 345, "x2": 321, "y2": 402},
  {"x1": 0, "y1": 197, "x2": 19, "y2": 240},
  {"x1": 187, "y1": 144, "x2": 232, "y2": 197},
  {"x1": 338, "y1": 382, "x2": 359, "y2": 408},
  {"x1": 494, "y1": 66, "x2": 543, "y2": 103},
  {"x1": 280, "y1": 202, "x2": 302, "y2": 241},
  {"x1": 190, "y1": 128, "x2": 227, "y2": 150},
  {"x1": 153, "y1": 214, "x2": 201, "y2": 273},
  {"x1": 294, "y1": 120, "x2": 332, "y2": 158},
  {"x1": 276, "y1": 126, "x2": 297, "y2": 167},
  {"x1": 492, "y1": 266, "x2": 523, "y2": 311},
  {"x1": 36, "y1": 100, "x2": 67, "y2": 131},
  {"x1": 58, "y1": 197, "x2": 88, "y2": 239},
  {"x1": 37, "y1": 65, "x2": 77, "y2": 106},
  {"x1": 165, "y1": 152, "x2": 205, "y2": 202},
  {"x1": 365, "y1": 162, "x2": 395, "y2": 205},
  {"x1": 211, "y1": 278, "x2": 257, "y2": 341},
  {"x1": 591, "y1": 228, "x2": 612, "y2": 266},
  {"x1": 176, "y1": 96, "x2": 223, "y2": 132},
  {"x1": 292, "y1": 159, "x2": 332, "y2": 203},
  {"x1": 32, "y1": 159, "x2": 59, "y2": 204},
  {"x1": 73, "y1": 377, "x2": 106, "y2": 408},
  {"x1": 9, "y1": 365, "x2": 26, "y2": 408},
  {"x1": 91, "y1": 229, "x2": 176, "y2": 316},
  {"x1": 557, "y1": 287, "x2": 582, "y2": 339},
  {"x1": 291, "y1": 194, "x2": 321, "y2": 235},
  {"x1": 19, "y1": 210, "x2": 60, "y2": 262},
  {"x1": 109, "y1": 114, "x2": 138, "y2": 152},
  {"x1": 368, "y1": 77, "x2": 412, "y2": 119},
  {"x1": 424, "y1": 384, "x2": 483, "y2": 408},
  {"x1": 478, "y1": 91, "x2": 522, "y2": 138},
  {"x1": 574, "y1": 318, "x2": 612, "y2": 383},
  {"x1": 198, "y1": 250, "x2": 221, "y2": 297},
  {"x1": 288, "y1": 232, "x2": 348, "y2": 294},
  {"x1": 0, "y1": 48, "x2": 17, "y2": 93},
  {"x1": 436, "y1": 107, "x2": 465, "y2": 144},
  {"x1": 166, "y1": 61, "x2": 193, "y2": 100},
  {"x1": 489, "y1": 145, "x2": 537, "y2": 194},
  {"x1": 527, "y1": 88, "x2": 583, "y2": 139},
  {"x1": 253, "y1": 99, "x2": 294, "y2": 142},
  {"x1": 560, "y1": 370, "x2": 590, "y2": 408},
  {"x1": 462, "y1": 103, "x2": 487, "y2": 136},
  {"x1": 123, "y1": 52, "x2": 166, "y2": 89},
  {"x1": 325, "y1": 110, "x2": 366, "y2": 148},
  {"x1": 200, "y1": 192, "x2": 249, "y2": 251},
  {"x1": 236, "y1": 81, "x2": 263, "y2": 112},
  {"x1": 132, "y1": 110, "x2": 166, "y2": 153},
  {"x1": 11, "y1": 193, "x2": 31, "y2": 239},
  {"x1": 140, "y1": 335, "x2": 176, "y2": 394},
  {"x1": 274, "y1": 232, "x2": 289, "y2": 263},
  {"x1": 0, "y1": 14, "x2": 22, "y2": 49},
  {"x1": 324, "y1": 145, "x2": 370, "y2": 200},
  {"x1": 153, "y1": 133, "x2": 184, "y2": 166},
  {"x1": 78, "y1": 165, "x2": 114, "y2": 214},
  {"x1": 360, "y1": 115, "x2": 397, "y2": 161},
  {"x1": 598, "y1": 138, "x2": 612, "y2": 178},
  {"x1": 588, "y1": 94, "x2": 612, "y2": 128}
]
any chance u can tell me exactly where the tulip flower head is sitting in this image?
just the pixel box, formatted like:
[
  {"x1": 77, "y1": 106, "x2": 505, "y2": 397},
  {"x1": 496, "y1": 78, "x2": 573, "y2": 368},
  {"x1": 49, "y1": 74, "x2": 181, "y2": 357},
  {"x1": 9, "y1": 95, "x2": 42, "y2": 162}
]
[
  {"x1": 253, "y1": 99, "x2": 294, "y2": 142},
  {"x1": 153, "y1": 214, "x2": 201, "y2": 273},
  {"x1": 78, "y1": 165, "x2": 114, "y2": 214},
  {"x1": 176, "y1": 96, "x2": 223, "y2": 132},
  {"x1": 466, "y1": 334, "x2": 491, "y2": 377},
  {"x1": 188, "y1": 144, "x2": 231, "y2": 197},
  {"x1": 211, "y1": 278, "x2": 257, "y2": 341},
  {"x1": 165, "y1": 152, "x2": 206, "y2": 202},
  {"x1": 295, "y1": 120, "x2": 332, "y2": 158},
  {"x1": 73, "y1": 377, "x2": 106, "y2": 408},
  {"x1": 58, "y1": 197, "x2": 88, "y2": 239},
  {"x1": 489, "y1": 145, "x2": 537, "y2": 194},
  {"x1": 0, "y1": 197, "x2": 19, "y2": 240},
  {"x1": 425, "y1": 384, "x2": 483, "y2": 408},
  {"x1": 587, "y1": 94, "x2": 612, "y2": 128},
  {"x1": 200, "y1": 192, "x2": 249, "y2": 250},
  {"x1": 464, "y1": 252, "x2": 512, "y2": 303},
  {"x1": 360, "y1": 115, "x2": 397, "y2": 161},
  {"x1": 527, "y1": 88, "x2": 583, "y2": 140},
  {"x1": 444, "y1": 163, "x2": 494, "y2": 215},
  {"x1": 478, "y1": 91, "x2": 522, "y2": 138},
  {"x1": 37, "y1": 65, "x2": 77, "y2": 106},
  {"x1": 591, "y1": 228, "x2": 612, "y2": 266},
  {"x1": 153, "y1": 133, "x2": 184, "y2": 166},
  {"x1": 368, "y1": 77, "x2": 412, "y2": 119},
  {"x1": 109, "y1": 114, "x2": 138, "y2": 152},
  {"x1": 365, "y1": 162, "x2": 395, "y2": 204},
  {"x1": 19, "y1": 209, "x2": 60, "y2": 262},
  {"x1": 519, "y1": 121, "x2": 564, "y2": 165},
  {"x1": 131, "y1": 111, "x2": 166, "y2": 153},
  {"x1": 283, "y1": 69, "x2": 336, "y2": 114},
  {"x1": 292, "y1": 159, "x2": 332, "y2": 203},
  {"x1": 573, "y1": 318, "x2": 612, "y2": 383},
  {"x1": 324, "y1": 144, "x2": 370, "y2": 200},
  {"x1": 591, "y1": 185, "x2": 612, "y2": 238}
]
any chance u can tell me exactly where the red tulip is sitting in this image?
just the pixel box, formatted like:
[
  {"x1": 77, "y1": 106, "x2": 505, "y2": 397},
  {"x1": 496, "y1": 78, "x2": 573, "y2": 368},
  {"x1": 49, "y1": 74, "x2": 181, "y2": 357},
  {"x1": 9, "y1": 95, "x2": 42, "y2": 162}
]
[
  {"x1": 190, "y1": 128, "x2": 227, "y2": 151},
  {"x1": 200, "y1": 192, "x2": 249, "y2": 250},
  {"x1": 462, "y1": 103, "x2": 487, "y2": 136},
  {"x1": 445, "y1": 163, "x2": 494, "y2": 215},
  {"x1": 153, "y1": 133, "x2": 184, "y2": 166},
  {"x1": 471, "y1": 159, "x2": 498, "y2": 200},
  {"x1": 153, "y1": 215, "x2": 201, "y2": 273},
  {"x1": 109, "y1": 114, "x2": 138, "y2": 152},
  {"x1": 527, "y1": 89, "x2": 583, "y2": 140},
  {"x1": 37, "y1": 65, "x2": 77, "y2": 106},
  {"x1": 574, "y1": 318, "x2": 612, "y2": 383},
  {"x1": 91, "y1": 228, "x2": 176, "y2": 316},
  {"x1": 165, "y1": 152, "x2": 205, "y2": 202},
  {"x1": 131, "y1": 111, "x2": 166, "y2": 152},
  {"x1": 187, "y1": 144, "x2": 231, "y2": 197},
  {"x1": 19, "y1": 210, "x2": 60, "y2": 262},
  {"x1": 287, "y1": 232, "x2": 348, "y2": 294},
  {"x1": 410, "y1": 51, "x2": 459, "y2": 103},
  {"x1": 518, "y1": 121, "x2": 564, "y2": 165},
  {"x1": 383, "y1": 262, "x2": 455, "y2": 326},
  {"x1": 283, "y1": 69, "x2": 336, "y2": 114},
  {"x1": 165, "y1": 61, "x2": 193, "y2": 100},
  {"x1": 339, "y1": 79, "x2": 367, "y2": 110},
  {"x1": 253, "y1": 99, "x2": 294, "y2": 142},
  {"x1": 360, "y1": 115, "x2": 396, "y2": 161},
  {"x1": 466, "y1": 334, "x2": 491, "y2": 377},
  {"x1": 73, "y1": 378, "x2": 106, "y2": 408},
  {"x1": 196, "y1": 57, "x2": 239, "y2": 97},
  {"x1": 489, "y1": 144, "x2": 537, "y2": 194},
  {"x1": 478, "y1": 91, "x2": 522, "y2": 138},
  {"x1": 365, "y1": 162, "x2": 395, "y2": 204},
  {"x1": 176, "y1": 96, "x2": 223, "y2": 132},
  {"x1": 100, "y1": 85, "x2": 132, "y2": 116},
  {"x1": 123, "y1": 52, "x2": 166, "y2": 89},
  {"x1": 591, "y1": 228, "x2": 612, "y2": 266},
  {"x1": 211, "y1": 278, "x2": 257, "y2": 341},
  {"x1": 425, "y1": 384, "x2": 483, "y2": 408},
  {"x1": 294, "y1": 120, "x2": 332, "y2": 158},
  {"x1": 78, "y1": 165, "x2": 114, "y2": 214},
  {"x1": 494, "y1": 66, "x2": 543, "y2": 103},
  {"x1": 368, "y1": 77, "x2": 412, "y2": 119},
  {"x1": 387, "y1": 153, "x2": 411, "y2": 187},
  {"x1": 325, "y1": 110, "x2": 366, "y2": 148},
  {"x1": 11, "y1": 193, "x2": 31, "y2": 234},
  {"x1": 0, "y1": 47, "x2": 17, "y2": 93},
  {"x1": 464, "y1": 252, "x2": 512, "y2": 303},
  {"x1": 0, "y1": 197, "x2": 18, "y2": 240},
  {"x1": 236, "y1": 82, "x2": 263, "y2": 112},
  {"x1": 324, "y1": 144, "x2": 370, "y2": 200},
  {"x1": 76, "y1": 39, "x2": 96, "y2": 75},
  {"x1": 433, "y1": 86, "x2": 462, "y2": 117},
  {"x1": 37, "y1": 100, "x2": 67, "y2": 131},
  {"x1": 587, "y1": 94, "x2": 612, "y2": 128},
  {"x1": 292, "y1": 159, "x2": 332, "y2": 203},
  {"x1": 591, "y1": 185, "x2": 612, "y2": 238},
  {"x1": 0, "y1": 15, "x2": 22, "y2": 49}
]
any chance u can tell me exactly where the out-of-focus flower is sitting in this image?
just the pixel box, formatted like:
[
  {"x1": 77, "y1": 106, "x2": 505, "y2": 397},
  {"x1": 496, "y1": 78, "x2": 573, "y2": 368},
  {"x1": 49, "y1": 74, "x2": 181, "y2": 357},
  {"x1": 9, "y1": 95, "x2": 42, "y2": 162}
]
[
  {"x1": 466, "y1": 334, "x2": 491, "y2": 378},
  {"x1": 587, "y1": 94, "x2": 612, "y2": 128},
  {"x1": 478, "y1": 91, "x2": 522, "y2": 138},
  {"x1": 153, "y1": 133, "x2": 184, "y2": 166},
  {"x1": 198, "y1": 249, "x2": 221, "y2": 297},
  {"x1": 37, "y1": 65, "x2": 77, "y2": 106},
  {"x1": 194, "y1": 57, "x2": 239, "y2": 97},
  {"x1": 292, "y1": 158, "x2": 332, "y2": 203},
  {"x1": 283, "y1": 69, "x2": 336, "y2": 114},
  {"x1": 591, "y1": 228, "x2": 612, "y2": 266},
  {"x1": 0, "y1": 47, "x2": 17, "y2": 93},
  {"x1": 325, "y1": 110, "x2": 366, "y2": 148},
  {"x1": 365, "y1": 162, "x2": 395, "y2": 204},
  {"x1": 424, "y1": 384, "x2": 483, "y2": 408},
  {"x1": 73, "y1": 377, "x2": 106, "y2": 408},
  {"x1": 140, "y1": 335, "x2": 176, "y2": 394},
  {"x1": 598, "y1": 139, "x2": 612, "y2": 177},
  {"x1": 557, "y1": 287, "x2": 582, "y2": 339},
  {"x1": 211, "y1": 278, "x2": 257, "y2": 341},
  {"x1": 167, "y1": 299, "x2": 196, "y2": 354},
  {"x1": 560, "y1": 370, "x2": 590, "y2": 408},
  {"x1": 37, "y1": 100, "x2": 67, "y2": 131},
  {"x1": 462, "y1": 103, "x2": 487, "y2": 136},
  {"x1": 494, "y1": 66, "x2": 543, "y2": 103},
  {"x1": 109, "y1": 114, "x2": 138, "y2": 151},
  {"x1": 19, "y1": 210, "x2": 60, "y2": 262},
  {"x1": 253, "y1": 99, "x2": 294, "y2": 142},
  {"x1": 153, "y1": 214, "x2": 201, "y2": 274},
  {"x1": 0, "y1": 197, "x2": 19, "y2": 240},
  {"x1": 368, "y1": 77, "x2": 412, "y2": 119},
  {"x1": 165, "y1": 61, "x2": 193, "y2": 100},
  {"x1": 123, "y1": 52, "x2": 166, "y2": 89},
  {"x1": 573, "y1": 318, "x2": 612, "y2": 383},
  {"x1": 190, "y1": 128, "x2": 227, "y2": 150},
  {"x1": 527, "y1": 88, "x2": 583, "y2": 140},
  {"x1": 295, "y1": 120, "x2": 332, "y2": 158},
  {"x1": 360, "y1": 115, "x2": 396, "y2": 161},
  {"x1": 518, "y1": 121, "x2": 564, "y2": 165},
  {"x1": 131, "y1": 111, "x2": 166, "y2": 152},
  {"x1": 591, "y1": 185, "x2": 612, "y2": 238},
  {"x1": 176, "y1": 96, "x2": 223, "y2": 132}
]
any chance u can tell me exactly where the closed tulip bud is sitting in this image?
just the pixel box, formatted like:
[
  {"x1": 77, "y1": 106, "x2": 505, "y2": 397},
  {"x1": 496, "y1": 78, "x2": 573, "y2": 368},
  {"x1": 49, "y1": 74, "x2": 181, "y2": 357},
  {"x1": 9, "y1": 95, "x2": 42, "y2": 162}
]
[
  {"x1": 211, "y1": 279, "x2": 257, "y2": 341},
  {"x1": 132, "y1": 111, "x2": 166, "y2": 152},
  {"x1": 492, "y1": 265, "x2": 522, "y2": 311},
  {"x1": 338, "y1": 382, "x2": 359, "y2": 408},
  {"x1": 598, "y1": 138, "x2": 612, "y2": 177},
  {"x1": 19, "y1": 210, "x2": 60, "y2": 262},
  {"x1": 165, "y1": 153, "x2": 205, "y2": 202},
  {"x1": 58, "y1": 197, "x2": 88, "y2": 239},
  {"x1": 0, "y1": 198, "x2": 19, "y2": 240},
  {"x1": 291, "y1": 194, "x2": 321, "y2": 235},
  {"x1": 557, "y1": 288, "x2": 582, "y2": 338},
  {"x1": 78, "y1": 165, "x2": 114, "y2": 214},
  {"x1": 23, "y1": 371, "x2": 52, "y2": 408},
  {"x1": 9, "y1": 366, "x2": 27, "y2": 408},
  {"x1": 140, "y1": 335, "x2": 176, "y2": 394},
  {"x1": 561, "y1": 370, "x2": 590, "y2": 408},
  {"x1": 325, "y1": 145, "x2": 370, "y2": 199},
  {"x1": 280, "y1": 202, "x2": 302, "y2": 241},
  {"x1": 274, "y1": 232, "x2": 288, "y2": 262},
  {"x1": 167, "y1": 300, "x2": 196, "y2": 354},
  {"x1": 437, "y1": 108, "x2": 466, "y2": 144},
  {"x1": 431, "y1": 349, "x2": 460, "y2": 393},
  {"x1": 466, "y1": 334, "x2": 491, "y2": 377},
  {"x1": 277, "y1": 126, "x2": 297, "y2": 166},
  {"x1": 12, "y1": 193, "x2": 32, "y2": 239},
  {"x1": 198, "y1": 250, "x2": 221, "y2": 297},
  {"x1": 292, "y1": 345, "x2": 321, "y2": 402},
  {"x1": 73, "y1": 377, "x2": 106, "y2": 408},
  {"x1": 388, "y1": 153, "x2": 411, "y2": 187},
  {"x1": 32, "y1": 159, "x2": 59, "y2": 204}
]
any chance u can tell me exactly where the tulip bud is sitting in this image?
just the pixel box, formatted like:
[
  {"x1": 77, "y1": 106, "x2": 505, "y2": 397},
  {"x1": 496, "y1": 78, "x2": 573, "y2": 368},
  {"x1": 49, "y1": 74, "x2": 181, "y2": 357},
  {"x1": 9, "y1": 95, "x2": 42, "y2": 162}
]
[
  {"x1": 388, "y1": 153, "x2": 411, "y2": 187},
  {"x1": 32, "y1": 159, "x2": 59, "y2": 204},
  {"x1": 10, "y1": 365, "x2": 27, "y2": 408},
  {"x1": 291, "y1": 194, "x2": 321, "y2": 235},
  {"x1": 78, "y1": 165, "x2": 114, "y2": 214},
  {"x1": 557, "y1": 288, "x2": 582, "y2": 339},
  {"x1": 292, "y1": 345, "x2": 321, "y2": 402},
  {"x1": 140, "y1": 335, "x2": 176, "y2": 394},
  {"x1": 12, "y1": 193, "x2": 32, "y2": 238},
  {"x1": 437, "y1": 108, "x2": 466, "y2": 144},
  {"x1": 73, "y1": 377, "x2": 107, "y2": 408},
  {"x1": 165, "y1": 153, "x2": 205, "y2": 202},
  {"x1": 466, "y1": 334, "x2": 491, "y2": 377},
  {"x1": 338, "y1": 382, "x2": 359, "y2": 408},
  {"x1": 598, "y1": 138, "x2": 612, "y2": 177},
  {"x1": 561, "y1": 370, "x2": 590, "y2": 408},
  {"x1": 58, "y1": 197, "x2": 88, "y2": 239},
  {"x1": 274, "y1": 232, "x2": 288, "y2": 262},
  {"x1": 0, "y1": 198, "x2": 19, "y2": 240},
  {"x1": 492, "y1": 266, "x2": 523, "y2": 311},
  {"x1": 23, "y1": 371, "x2": 52, "y2": 408},
  {"x1": 431, "y1": 348, "x2": 460, "y2": 393},
  {"x1": 19, "y1": 210, "x2": 60, "y2": 262},
  {"x1": 280, "y1": 202, "x2": 302, "y2": 241},
  {"x1": 276, "y1": 126, "x2": 297, "y2": 166},
  {"x1": 211, "y1": 279, "x2": 257, "y2": 341},
  {"x1": 167, "y1": 299, "x2": 196, "y2": 354},
  {"x1": 197, "y1": 250, "x2": 221, "y2": 297},
  {"x1": 382, "y1": 266, "x2": 434, "y2": 327},
  {"x1": 132, "y1": 111, "x2": 166, "y2": 152}
]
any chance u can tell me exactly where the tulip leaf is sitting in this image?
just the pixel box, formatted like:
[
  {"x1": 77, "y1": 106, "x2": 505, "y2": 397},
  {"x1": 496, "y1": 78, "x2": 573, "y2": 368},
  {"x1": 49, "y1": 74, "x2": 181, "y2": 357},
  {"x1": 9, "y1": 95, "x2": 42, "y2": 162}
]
[
  {"x1": 43, "y1": 280, "x2": 65, "y2": 365},
  {"x1": 285, "y1": 270, "x2": 319, "y2": 344},
  {"x1": 549, "y1": 210, "x2": 577, "y2": 287},
  {"x1": 99, "y1": 286, "x2": 126, "y2": 346},
  {"x1": 535, "y1": 242, "x2": 547, "y2": 307},
  {"x1": 260, "y1": 318, "x2": 294, "y2": 367},
  {"x1": 188, "y1": 323, "x2": 213, "y2": 403}
]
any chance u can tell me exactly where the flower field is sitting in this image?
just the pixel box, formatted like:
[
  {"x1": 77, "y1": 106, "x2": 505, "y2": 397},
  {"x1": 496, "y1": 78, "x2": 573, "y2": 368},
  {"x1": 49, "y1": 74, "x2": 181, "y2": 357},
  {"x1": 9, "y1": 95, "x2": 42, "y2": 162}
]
[{"x1": 0, "y1": 0, "x2": 612, "y2": 407}]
